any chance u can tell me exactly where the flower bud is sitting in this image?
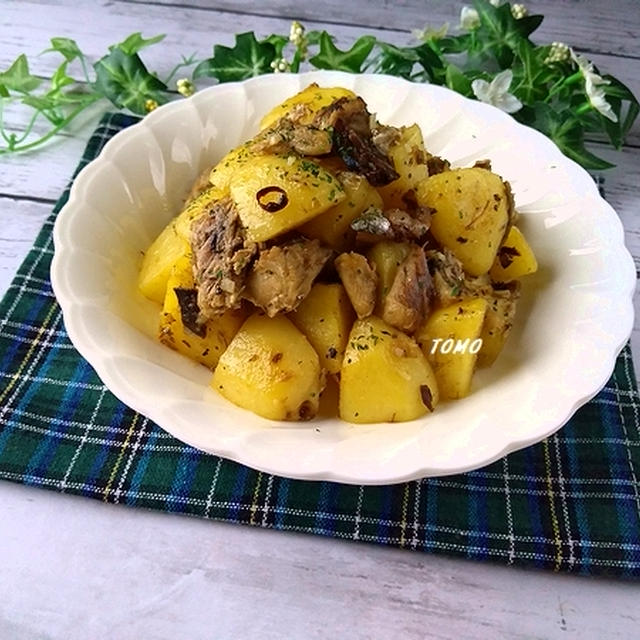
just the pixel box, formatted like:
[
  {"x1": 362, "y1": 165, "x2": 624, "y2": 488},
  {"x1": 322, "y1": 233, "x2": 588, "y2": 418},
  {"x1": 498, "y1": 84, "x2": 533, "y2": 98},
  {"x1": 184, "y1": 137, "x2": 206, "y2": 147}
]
[
  {"x1": 289, "y1": 20, "x2": 305, "y2": 45},
  {"x1": 177, "y1": 78, "x2": 195, "y2": 97},
  {"x1": 270, "y1": 57, "x2": 290, "y2": 73},
  {"x1": 459, "y1": 6, "x2": 480, "y2": 30},
  {"x1": 511, "y1": 3, "x2": 528, "y2": 19},
  {"x1": 144, "y1": 98, "x2": 158, "y2": 113},
  {"x1": 544, "y1": 41, "x2": 570, "y2": 64}
]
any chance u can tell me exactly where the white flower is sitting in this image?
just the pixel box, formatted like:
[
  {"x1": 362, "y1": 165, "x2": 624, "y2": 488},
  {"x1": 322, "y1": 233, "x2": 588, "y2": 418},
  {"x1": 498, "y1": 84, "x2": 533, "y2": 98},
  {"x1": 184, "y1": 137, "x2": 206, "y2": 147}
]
[
  {"x1": 571, "y1": 49, "x2": 618, "y2": 122},
  {"x1": 460, "y1": 6, "x2": 480, "y2": 30},
  {"x1": 412, "y1": 22, "x2": 449, "y2": 41},
  {"x1": 471, "y1": 69, "x2": 523, "y2": 113},
  {"x1": 489, "y1": 0, "x2": 503, "y2": 5}
]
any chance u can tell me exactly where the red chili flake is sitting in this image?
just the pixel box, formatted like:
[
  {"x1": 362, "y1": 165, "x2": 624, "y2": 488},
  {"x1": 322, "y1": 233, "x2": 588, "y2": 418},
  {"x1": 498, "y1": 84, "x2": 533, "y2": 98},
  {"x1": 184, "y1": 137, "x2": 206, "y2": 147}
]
[{"x1": 256, "y1": 186, "x2": 288, "y2": 212}]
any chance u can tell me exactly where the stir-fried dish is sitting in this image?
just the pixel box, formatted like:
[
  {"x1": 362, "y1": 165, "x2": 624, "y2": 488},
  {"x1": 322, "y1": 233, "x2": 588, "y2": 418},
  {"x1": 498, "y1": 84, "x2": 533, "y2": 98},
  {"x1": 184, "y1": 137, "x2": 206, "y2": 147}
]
[{"x1": 138, "y1": 83, "x2": 538, "y2": 423}]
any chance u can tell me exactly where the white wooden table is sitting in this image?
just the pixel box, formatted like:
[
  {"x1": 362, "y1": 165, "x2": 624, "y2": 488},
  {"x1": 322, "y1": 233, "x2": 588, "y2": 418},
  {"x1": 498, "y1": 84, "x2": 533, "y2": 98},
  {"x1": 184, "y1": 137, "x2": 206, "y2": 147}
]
[{"x1": 1, "y1": 1, "x2": 639, "y2": 638}]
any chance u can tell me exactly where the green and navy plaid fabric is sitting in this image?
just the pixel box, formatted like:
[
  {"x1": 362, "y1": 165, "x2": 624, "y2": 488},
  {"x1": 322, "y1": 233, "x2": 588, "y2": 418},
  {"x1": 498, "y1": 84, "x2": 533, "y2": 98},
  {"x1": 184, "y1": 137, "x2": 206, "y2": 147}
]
[{"x1": 2, "y1": 113, "x2": 640, "y2": 578}]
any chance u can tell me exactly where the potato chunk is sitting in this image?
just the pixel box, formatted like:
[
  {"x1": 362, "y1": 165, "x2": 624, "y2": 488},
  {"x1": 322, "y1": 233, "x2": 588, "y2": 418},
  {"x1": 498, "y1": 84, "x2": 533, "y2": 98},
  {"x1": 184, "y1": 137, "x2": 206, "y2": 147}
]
[
  {"x1": 489, "y1": 225, "x2": 538, "y2": 282},
  {"x1": 377, "y1": 124, "x2": 429, "y2": 209},
  {"x1": 417, "y1": 167, "x2": 510, "y2": 276},
  {"x1": 212, "y1": 314, "x2": 325, "y2": 421},
  {"x1": 159, "y1": 257, "x2": 247, "y2": 369},
  {"x1": 208, "y1": 140, "x2": 260, "y2": 191},
  {"x1": 229, "y1": 155, "x2": 345, "y2": 242},
  {"x1": 340, "y1": 317, "x2": 439, "y2": 423},
  {"x1": 366, "y1": 241, "x2": 409, "y2": 312},
  {"x1": 138, "y1": 220, "x2": 190, "y2": 304},
  {"x1": 172, "y1": 186, "x2": 228, "y2": 241},
  {"x1": 415, "y1": 298, "x2": 488, "y2": 399},
  {"x1": 300, "y1": 171, "x2": 383, "y2": 251},
  {"x1": 477, "y1": 285, "x2": 520, "y2": 367},
  {"x1": 138, "y1": 185, "x2": 231, "y2": 306},
  {"x1": 290, "y1": 283, "x2": 355, "y2": 375},
  {"x1": 260, "y1": 84, "x2": 357, "y2": 130}
]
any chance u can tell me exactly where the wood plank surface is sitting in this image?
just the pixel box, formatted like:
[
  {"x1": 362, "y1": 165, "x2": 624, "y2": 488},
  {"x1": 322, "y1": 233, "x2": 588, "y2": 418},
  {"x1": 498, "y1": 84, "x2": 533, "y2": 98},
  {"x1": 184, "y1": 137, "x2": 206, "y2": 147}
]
[
  {"x1": 2, "y1": 483, "x2": 639, "y2": 640},
  {"x1": 125, "y1": 0, "x2": 640, "y2": 58}
]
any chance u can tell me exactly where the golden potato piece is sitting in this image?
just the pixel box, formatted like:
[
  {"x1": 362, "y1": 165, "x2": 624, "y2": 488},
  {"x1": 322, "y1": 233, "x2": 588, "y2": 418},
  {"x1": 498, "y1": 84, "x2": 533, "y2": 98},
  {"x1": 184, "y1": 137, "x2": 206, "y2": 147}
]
[
  {"x1": 300, "y1": 171, "x2": 383, "y2": 251},
  {"x1": 377, "y1": 124, "x2": 429, "y2": 209},
  {"x1": 477, "y1": 286, "x2": 519, "y2": 368},
  {"x1": 138, "y1": 221, "x2": 190, "y2": 305},
  {"x1": 366, "y1": 241, "x2": 410, "y2": 313},
  {"x1": 212, "y1": 314, "x2": 325, "y2": 421},
  {"x1": 229, "y1": 155, "x2": 345, "y2": 242},
  {"x1": 290, "y1": 283, "x2": 355, "y2": 375},
  {"x1": 260, "y1": 84, "x2": 356, "y2": 130},
  {"x1": 415, "y1": 298, "x2": 488, "y2": 399},
  {"x1": 208, "y1": 140, "x2": 259, "y2": 191},
  {"x1": 417, "y1": 167, "x2": 510, "y2": 276},
  {"x1": 339, "y1": 316, "x2": 439, "y2": 423},
  {"x1": 489, "y1": 225, "x2": 538, "y2": 282},
  {"x1": 159, "y1": 257, "x2": 247, "y2": 369}
]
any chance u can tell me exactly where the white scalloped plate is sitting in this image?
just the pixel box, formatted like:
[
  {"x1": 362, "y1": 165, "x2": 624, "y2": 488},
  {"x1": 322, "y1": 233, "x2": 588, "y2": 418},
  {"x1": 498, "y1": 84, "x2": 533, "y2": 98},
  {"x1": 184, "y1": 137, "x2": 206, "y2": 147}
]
[{"x1": 51, "y1": 71, "x2": 636, "y2": 484}]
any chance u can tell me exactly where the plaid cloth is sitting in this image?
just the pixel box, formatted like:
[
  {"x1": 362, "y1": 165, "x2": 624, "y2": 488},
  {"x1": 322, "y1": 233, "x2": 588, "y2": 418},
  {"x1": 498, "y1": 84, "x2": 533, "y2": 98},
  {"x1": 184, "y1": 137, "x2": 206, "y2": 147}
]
[{"x1": 2, "y1": 113, "x2": 640, "y2": 578}]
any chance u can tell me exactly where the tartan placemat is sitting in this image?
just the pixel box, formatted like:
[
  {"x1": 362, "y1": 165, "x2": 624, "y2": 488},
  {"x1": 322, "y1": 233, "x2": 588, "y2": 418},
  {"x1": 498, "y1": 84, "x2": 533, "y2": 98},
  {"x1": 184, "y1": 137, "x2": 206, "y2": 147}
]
[{"x1": 1, "y1": 112, "x2": 640, "y2": 578}]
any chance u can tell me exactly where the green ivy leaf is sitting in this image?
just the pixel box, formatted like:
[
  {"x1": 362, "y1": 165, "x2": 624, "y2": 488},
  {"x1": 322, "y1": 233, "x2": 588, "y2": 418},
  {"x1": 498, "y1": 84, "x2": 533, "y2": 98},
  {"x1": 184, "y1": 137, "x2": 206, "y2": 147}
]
[
  {"x1": 599, "y1": 77, "x2": 640, "y2": 147},
  {"x1": 290, "y1": 48, "x2": 303, "y2": 74},
  {"x1": 511, "y1": 41, "x2": 553, "y2": 103},
  {"x1": 193, "y1": 32, "x2": 276, "y2": 82},
  {"x1": 413, "y1": 42, "x2": 447, "y2": 83},
  {"x1": 471, "y1": 0, "x2": 514, "y2": 66},
  {"x1": 373, "y1": 43, "x2": 418, "y2": 79},
  {"x1": 437, "y1": 34, "x2": 472, "y2": 55},
  {"x1": 93, "y1": 47, "x2": 167, "y2": 114},
  {"x1": 527, "y1": 102, "x2": 614, "y2": 169},
  {"x1": 558, "y1": 139, "x2": 615, "y2": 170},
  {"x1": 509, "y1": 12, "x2": 544, "y2": 38},
  {"x1": 603, "y1": 76, "x2": 639, "y2": 105},
  {"x1": 114, "y1": 33, "x2": 166, "y2": 56},
  {"x1": 472, "y1": 0, "x2": 543, "y2": 68},
  {"x1": 44, "y1": 37, "x2": 83, "y2": 63},
  {"x1": 445, "y1": 64, "x2": 472, "y2": 96},
  {"x1": 621, "y1": 100, "x2": 640, "y2": 140},
  {"x1": 600, "y1": 96, "x2": 624, "y2": 148},
  {"x1": 50, "y1": 62, "x2": 75, "y2": 94},
  {"x1": 306, "y1": 30, "x2": 325, "y2": 46},
  {"x1": 309, "y1": 32, "x2": 376, "y2": 73},
  {"x1": 0, "y1": 54, "x2": 42, "y2": 94},
  {"x1": 525, "y1": 102, "x2": 568, "y2": 136},
  {"x1": 372, "y1": 41, "x2": 447, "y2": 83},
  {"x1": 21, "y1": 94, "x2": 59, "y2": 112},
  {"x1": 263, "y1": 34, "x2": 288, "y2": 58}
]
